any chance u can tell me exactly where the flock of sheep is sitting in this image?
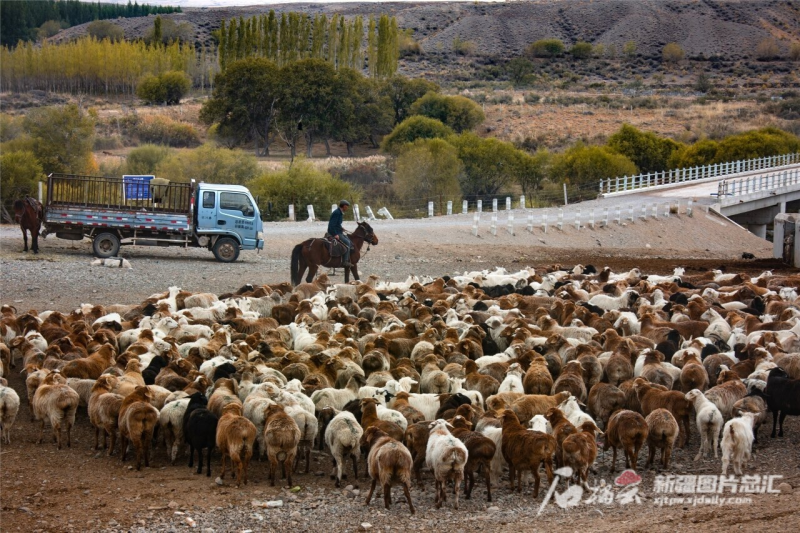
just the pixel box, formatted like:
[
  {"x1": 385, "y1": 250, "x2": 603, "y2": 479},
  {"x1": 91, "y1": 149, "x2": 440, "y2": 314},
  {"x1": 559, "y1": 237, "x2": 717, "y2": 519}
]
[{"x1": 1, "y1": 264, "x2": 800, "y2": 514}]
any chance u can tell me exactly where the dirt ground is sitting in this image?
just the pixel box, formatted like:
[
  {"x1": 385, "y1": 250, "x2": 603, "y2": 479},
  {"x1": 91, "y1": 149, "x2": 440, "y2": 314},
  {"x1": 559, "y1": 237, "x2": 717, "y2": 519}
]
[{"x1": 1, "y1": 215, "x2": 798, "y2": 532}]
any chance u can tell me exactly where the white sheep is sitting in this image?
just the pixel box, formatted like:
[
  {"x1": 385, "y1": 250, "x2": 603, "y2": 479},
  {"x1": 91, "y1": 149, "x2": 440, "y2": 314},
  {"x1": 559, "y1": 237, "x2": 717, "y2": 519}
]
[
  {"x1": 403, "y1": 392, "x2": 443, "y2": 421},
  {"x1": 311, "y1": 376, "x2": 361, "y2": 413},
  {"x1": 557, "y1": 396, "x2": 597, "y2": 429},
  {"x1": 702, "y1": 309, "x2": 733, "y2": 344},
  {"x1": 285, "y1": 404, "x2": 319, "y2": 474},
  {"x1": 66, "y1": 378, "x2": 96, "y2": 408},
  {"x1": 498, "y1": 363, "x2": 525, "y2": 394},
  {"x1": 371, "y1": 394, "x2": 409, "y2": 431},
  {"x1": 587, "y1": 290, "x2": 639, "y2": 312},
  {"x1": 426, "y1": 419, "x2": 469, "y2": 510},
  {"x1": 721, "y1": 412, "x2": 756, "y2": 475},
  {"x1": 685, "y1": 389, "x2": 724, "y2": 461},
  {"x1": 243, "y1": 393, "x2": 276, "y2": 459},
  {"x1": 158, "y1": 397, "x2": 190, "y2": 464},
  {"x1": 0, "y1": 384, "x2": 20, "y2": 444},
  {"x1": 479, "y1": 425, "x2": 505, "y2": 484},
  {"x1": 528, "y1": 414, "x2": 552, "y2": 434},
  {"x1": 324, "y1": 410, "x2": 364, "y2": 487},
  {"x1": 156, "y1": 286, "x2": 182, "y2": 313},
  {"x1": 448, "y1": 377, "x2": 484, "y2": 409}
]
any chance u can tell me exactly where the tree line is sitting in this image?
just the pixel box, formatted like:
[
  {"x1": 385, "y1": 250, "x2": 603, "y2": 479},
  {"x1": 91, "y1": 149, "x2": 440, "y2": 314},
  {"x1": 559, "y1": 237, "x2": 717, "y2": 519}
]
[
  {"x1": 217, "y1": 11, "x2": 399, "y2": 77},
  {"x1": 0, "y1": 0, "x2": 179, "y2": 47},
  {"x1": 0, "y1": 37, "x2": 218, "y2": 95},
  {"x1": 200, "y1": 57, "x2": 437, "y2": 158}
]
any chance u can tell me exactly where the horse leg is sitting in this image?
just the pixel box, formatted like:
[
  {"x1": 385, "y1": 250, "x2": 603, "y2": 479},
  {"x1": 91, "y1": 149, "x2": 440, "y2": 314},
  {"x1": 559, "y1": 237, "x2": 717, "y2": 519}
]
[
  {"x1": 32, "y1": 228, "x2": 39, "y2": 254},
  {"x1": 350, "y1": 263, "x2": 360, "y2": 282},
  {"x1": 344, "y1": 264, "x2": 350, "y2": 283},
  {"x1": 306, "y1": 264, "x2": 319, "y2": 283},
  {"x1": 21, "y1": 227, "x2": 28, "y2": 252}
]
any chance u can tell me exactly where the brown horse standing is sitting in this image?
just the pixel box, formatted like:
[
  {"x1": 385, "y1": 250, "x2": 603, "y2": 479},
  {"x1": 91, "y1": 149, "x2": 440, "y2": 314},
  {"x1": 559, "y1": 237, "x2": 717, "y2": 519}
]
[
  {"x1": 13, "y1": 197, "x2": 44, "y2": 254},
  {"x1": 291, "y1": 221, "x2": 378, "y2": 285}
]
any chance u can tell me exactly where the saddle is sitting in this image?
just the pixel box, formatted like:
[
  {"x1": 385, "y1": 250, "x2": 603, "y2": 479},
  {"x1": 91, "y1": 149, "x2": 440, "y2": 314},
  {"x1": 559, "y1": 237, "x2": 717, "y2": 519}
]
[{"x1": 323, "y1": 234, "x2": 350, "y2": 258}]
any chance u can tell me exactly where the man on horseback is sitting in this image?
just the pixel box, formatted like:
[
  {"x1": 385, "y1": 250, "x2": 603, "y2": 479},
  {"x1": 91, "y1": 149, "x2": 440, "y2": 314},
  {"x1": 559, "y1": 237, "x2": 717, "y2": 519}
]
[{"x1": 328, "y1": 199, "x2": 352, "y2": 267}]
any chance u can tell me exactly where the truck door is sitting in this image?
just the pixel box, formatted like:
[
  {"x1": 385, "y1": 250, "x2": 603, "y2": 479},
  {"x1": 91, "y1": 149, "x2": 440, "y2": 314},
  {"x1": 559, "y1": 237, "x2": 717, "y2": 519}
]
[
  {"x1": 218, "y1": 191, "x2": 257, "y2": 248},
  {"x1": 196, "y1": 189, "x2": 217, "y2": 231}
]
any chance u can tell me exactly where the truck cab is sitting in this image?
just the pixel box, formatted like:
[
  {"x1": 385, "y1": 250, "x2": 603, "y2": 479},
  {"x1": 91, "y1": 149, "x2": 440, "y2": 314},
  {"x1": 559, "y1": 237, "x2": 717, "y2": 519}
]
[{"x1": 194, "y1": 183, "x2": 264, "y2": 262}]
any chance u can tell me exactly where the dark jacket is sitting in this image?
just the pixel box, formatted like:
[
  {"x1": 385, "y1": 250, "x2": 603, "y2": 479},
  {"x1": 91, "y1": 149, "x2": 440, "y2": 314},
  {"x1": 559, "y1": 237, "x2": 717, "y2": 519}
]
[{"x1": 328, "y1": 207, "x2": 344, "y2": 236}]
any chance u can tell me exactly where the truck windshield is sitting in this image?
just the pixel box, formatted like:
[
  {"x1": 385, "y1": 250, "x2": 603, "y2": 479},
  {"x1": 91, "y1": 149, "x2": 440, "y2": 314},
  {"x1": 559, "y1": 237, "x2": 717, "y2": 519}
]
[{"x1": 220, "y1": 192, "x2": 254, "y2": 217}]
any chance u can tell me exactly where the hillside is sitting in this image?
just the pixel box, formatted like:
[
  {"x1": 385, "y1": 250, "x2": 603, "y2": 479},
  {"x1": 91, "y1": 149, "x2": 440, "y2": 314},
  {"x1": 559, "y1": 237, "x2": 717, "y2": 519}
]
[{"x1": 52, "y1": 0, "x2": 800, "y2": 64}]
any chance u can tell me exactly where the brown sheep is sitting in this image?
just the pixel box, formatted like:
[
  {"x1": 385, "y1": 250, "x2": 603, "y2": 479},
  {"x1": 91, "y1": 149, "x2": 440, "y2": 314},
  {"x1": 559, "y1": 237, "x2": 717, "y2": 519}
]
[
  {"x1": 733, "y1": 393, "x2": 768, "y2": 443},
  {"x1": 634, "y1": 377, "x2": 692, "y2": 447},
  {"x1": 587, "y1": 382, "x2": 625, "y2": 429},
  {"x1": 561, "y1": 420, "x2": 603, "y2": 485},
  {"x1": 263, "y1": 404, "x2": 301, "y2": 487},
  {"x1": 60, "y1": 343, "x2": 115, "y2": 380},
  {"x1": 450, "y1": 415, "x2": 496, "y2": 502},
  {"x1": 510, "y1": 391, "x2": 571, "y2": 425},
  {"x1": 640, "y1": 350, "x2": 674, "y2": 390},
  {"x1": 88, "y1": 375, "x2": 123, "y2": 455},
  {"x1": 500, "y1": 409, "x2": 556, "y2": 498},
  {"x1": 523, "y1": 355, "x2": 554, "y2": 395},
  {"x1": 33, "y1": 371, "x2": 80, "y2": 449},
  {"x1": 645, "y1": 408, "x2": 679, "y2": 469},
  {"x1": 208, "y1": 378, "x2": 243, "y2": 418},
  {"x1": 680, "y1": 351, "x2": 709, "y2": 392},
  {"x1": 604, "y1": 410, "x2": 648, "y2": 472},
  {"x1": 360, "y1": 397, "x2": 405, "y2": 450},
  {"x1": 546, "y1": 407, "x2": 577, "y2": 468},
  {"x1": 392, "y1": 392, "x2": 426, "y2": 426},
  {"x1": 216, "y1": 403, "x2": 257, "y2": 487},
  {"x1": 605, "y1": 348, "x2": 634, "y2": 387},
  {"x1": 704, "y1": 369, "x2": 747, "y2": 419},
  {"x1": 118, "y1": 385, "x2": 158, "y2": 470},
  {"x1": 403, "y1": 421, "x2": 431, "y2": 486},
  {"x1": 363, "y1": 426, "x2": 415, "y2": 514},
  {"x1": 463, "y1": 359, "x2": 499, "y2": 400},
  {"x1": 551, "y1": 360, "x2": 587, "y2": 402}
]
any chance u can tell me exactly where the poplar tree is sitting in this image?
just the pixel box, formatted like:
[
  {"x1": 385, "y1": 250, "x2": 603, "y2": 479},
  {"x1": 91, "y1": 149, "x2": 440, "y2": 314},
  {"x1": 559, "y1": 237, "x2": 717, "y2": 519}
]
[
  {"x1": 351, "y1": 16, "x2": 363, "y2": 71},
  {"x1": 236, "y1": 16, "x2": 245, "y2": 60},
  {"x1": 377, "y1": 15, "x2": 390, "y2": 77},
  {"x1": 298, "y1": 14, "x2": 310, "y2": 59},
  {"x1": 337, "y1": 16, "x2": 348, "y2": 69},
  {"x1": 267, "y1": 10, "x2": 278, "y2": 61},
  {"x1": 367, "y1": 16, "x2": 377, "y2": 78},
  {"x1": 311, "y1": 14, "x2": 326, "y2": 59},
  {"x1": 227, "y1": 17, "x2": 237, "y2": 62},
  {"x1": 153, "y1": 15, "x2": 162, "y2": 45},
  {"x1": 327, "y1": 13, "x2": 338, "y2": 65},
  {"x1": 218, "y1": 19, "x2": 227, "y2": 70},
  {"x1": 279, "y1": 12, "x2": 288, "y2": 65}
]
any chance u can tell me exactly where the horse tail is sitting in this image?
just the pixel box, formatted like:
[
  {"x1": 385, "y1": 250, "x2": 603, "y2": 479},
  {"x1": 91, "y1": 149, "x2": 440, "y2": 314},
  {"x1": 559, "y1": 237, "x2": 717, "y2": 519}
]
[{"x1": 291, "y1": 243, "x2": 303, "y2": 286}]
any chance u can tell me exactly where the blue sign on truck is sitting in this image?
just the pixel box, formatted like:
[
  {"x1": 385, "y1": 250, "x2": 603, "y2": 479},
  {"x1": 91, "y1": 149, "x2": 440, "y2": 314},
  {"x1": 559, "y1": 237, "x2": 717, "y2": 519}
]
[{"x1": 123, "y1": 175, "x2": 154, "y2": 200}]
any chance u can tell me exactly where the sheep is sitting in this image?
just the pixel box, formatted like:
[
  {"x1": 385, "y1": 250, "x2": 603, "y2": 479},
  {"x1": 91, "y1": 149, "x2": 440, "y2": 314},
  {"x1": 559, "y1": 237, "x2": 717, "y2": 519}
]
[
  {"x1": 644, "y1": 408, "x2": 679, "y2": 470},
  {"x1": 363, "y1": 426, "x2": 415, "y2": 514},
  {"x1": 685, "y1": 389, "x2": 724, "y2": 461},
  {"x1": 500, "y1": 409, "x2": 556, "y2": 498},
  {"x1": 720, "y1": 412, "x2": 756, "y2": 475},
  {"x1": 311, "y1": 375, "x2": 362, "y2": 413},
  {"x1": 285, "y1": 404, "x2": 318, "y2": 474},
  {"x1": 426, "y1": 419, "x2": 468, "y2": 510},
  {"x1": 0, "y1": 383, "x2": 20, "y2": 444},
  {"x1": 118, "y1": 386, "x2": 159, "y2": 470},
  {"x1": 66, "y1": 377, "x2": 96, "y2": 408},
  {"x1": 510, "y1": 391, "x2": 571, "y2": 425},
  {"x1": 634, "y1": 378, "x2": 692, "y2": 447},
  {"x1": 450, "y1": 415, "x2": 496, "y2": 501},
  {"x1": 733, "y1": 391, "x2": 768, "y2": 444},
  {"x1": 208, "y1": 378, "x2": 242, "y2": 418},
  {"x1": 604, "y1": 410, "x2": 648, "y2": 473},
  {"x1": 588, "y1": 290, "x2": 639, "y2": 312},
  {"x1": 587, "y1": 383, "x2": 625, "y2": 429},
  {"x1": 557, "y1": 395, "x2": 597, "y2": 430},
  {"x1": 360, "y1": 397, "x2": 405, "y2": 445},
  {"x1": 552, "y1": 360, "x2": 587, "y2": 402},
  {"x1": 183, "y1": 392, "x2": 219, "y2": 476},
  {"x1": 88, "y1": 375, "x2": 123, "y2": 454},
  {"x1": 390, "y1": 391, "x2": 425, "y2": 426},
  {"x1": 243, "y1": 394, "x2": 275, "y2": 459},
  {"x1": 435, "y1": 393, "x2": 472, "y2": 420},
  {"x1": 764, "y1": 367, "x2": 800, "y2": 438},
  {"x1": 404, "y1": 421, "x2": 432, "y2": 486},
  {"x1": 680, "y1": 350, "x2": 709, "y2": 392},
  {"x1": 216, "y1": 403, "x2": 257, "y2": 487},
  {"x1": 159, "y1": 397, "x2": 191, "y2": 464},
  {"x1": 263, "y1": 404, "x2": 301, "y2": 487},
  {"x1": 447, "y1": 377, "x2": 484, "y2": 410},
  {"x1": 523, "y1": 356, "x2": 554, "y2": 395},
  {"x1": 60, "y1": 343, "x2": 116, "y2": 380},
  {"x1": 561, "y1": 420, "x2": 603, "y2": 485},
  {"x1": 498, "y1": 363, "x2": 525, "y2": 394},
  {"x1": 33, "y1": 371, "x2": 80, "y2": 449},
  {"x1": 704, "y1": 369, "x2": 747, "y2": 420},
  {"x1": 323, "y1": 408, "x2": 363, "y2": 487}
]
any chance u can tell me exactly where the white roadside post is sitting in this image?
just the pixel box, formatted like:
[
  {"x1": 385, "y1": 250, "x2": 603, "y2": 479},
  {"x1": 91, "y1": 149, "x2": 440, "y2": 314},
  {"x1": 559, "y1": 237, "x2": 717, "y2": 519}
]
[
  {"x1": 589, "y1": 208, "x2": 595, "y2": 229},
  {"x1": 428, "y1": 201, "x2": 434, "y2": 218},
  {"x1": 520, "y1": 195, "x2": 526, "y2": 209},
  {"x1": 687, "y1": 199, "x2": 693, "y2": 217},
  {"x1": 507, "y1": 212, "x2": 514, "y2": 235},
  {"x1": 462, "y1": 200, "x2": 468, "y2": 214},
  {"x1": 447, "y1": 201, "x2": 453, "y2": 215},
  {"x1": 527, "y1": 211, "x2": 534, "y2": 232},
  {"x1": 557, "y1": 208, "x2": 563, "y2": 230},
  {"x1": 353, "y1": 204, "x2": 361, "y2": 222},
  {"x1": 616, "y1": 206, "x2": 621, "y2": 225},
  {"x1": 472, "y1": 212, "x2": 479, "y2": 236},
  {"x1": 492, "y1": 198, "x2": 498, "y2": 212},
  {"x1": 477, "y1": 200, "x2": 483, "y2": 213},
  {"x1": 542, "y1": 212, "x2": 548, "y2": 233},
  {"x1": 603, "y1": 207, "x2": 609, "y2": 228},
  {"x1": 377, "y1": 207, "x2": 394, "y2": 220},
  {"x1": 306, "y1": 205, "x2": 315, "y2": 222},
  {"x1": 628, "y1": 205, "x2": 634, "y2": 223},
  {"x1": 365, "y1": 206, "x2": 377, "y2": 220},
  {"x1": 575, "y1": 209, "x2": 581, "y2": 230},
  {"x1": 505, "y1": 197, "x2": 511, "y2": 211},
  {"x1": 331, "y1": 204, "x2": 337, "y2": 214},
  {"x1": 288, "y1": 204, "x2": 295, "y2": 222},
  {"x1": 490, "y1": 213, "x2": 497, "y2": 235}
]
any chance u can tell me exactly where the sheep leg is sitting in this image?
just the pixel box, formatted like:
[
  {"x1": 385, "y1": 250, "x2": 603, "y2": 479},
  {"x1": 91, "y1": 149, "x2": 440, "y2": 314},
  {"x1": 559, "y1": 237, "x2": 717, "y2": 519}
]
[
  {"x1": 611, "y1": 447, "x2": 617, "y2": 472},
  {"x1": 285, "y1": 455, "x2": 294, "y2": 487},
  {"x1": 365, "y1": 479, "x2": 377, "y2": 506},
  {"x1": 453, "y1": 475, "x2": 461, "y2": 510},
  {"x1": 413, "y1": 455, "x2": 425, "y2": 487},
  {"x1": 188, "y1": 444, "x2": 194, "y2": 468},
  {"x1": 633, "y1": 445, "x2": 641, "y2": 470},
  {"x1": 37, "y1": 419, "x2": 45, "y2": 444},
  {"x1": 269, "y1": 456, "x2": 277, "y2": 486},
  {"x1": 206, "y1": 447, "x2": 213, "y2": 477},
  {"x1": 220, "y1": 452, "x2": 227, "y2": 480},
  {"x1": 331, "y1": 457, "x2": 340, "y2": 486},
  {"x1": 779, "y1": 412, "x2": 787, "y2": 437},
  {"x1": 65, "y1": 419, "x2": 72, "y2": 448},
  {"x1": 434, "y1": 480, "x2": 442, "y2": 509},
  {"x1": 196, "y1": 448, "x2": 205, "y2": 475},
  {"x1": 464, "y1": 470, "x2": 473, "y2": 499},
  {"x1": 94, "y1": 427, "x2": 100, "y2": 450},
  {"x1": 624, "y1": 447, "x2": 632, "y2": 469},
  {"x1": 484, "y1": 467, "x2": 492, "y2": 502},
  {"x1": 351, "y1": 453, "x2": 358, "y2": 481},
  {"x1": 508, "y1": 464, "x2": 516, "y2": 491},
  {"x1": 108, "y1": 430, "x2": 117, "y2": 457},
  {"x1": 532, "y1": 465, "x2": 541, "y2": 499},
  {"x1": 305, "y1": 446, "x2": 311, "y2": 474},
  {"x1": 770, "y1": 410, "x2": 779, "y2": 438},
  {"x1": 663, "y1": 444, "x2": 672, "y2": 469},
  {"x1": 53, "y1": 420, "x2": 62, "y2": 449},
  {"x1": 402, "y1": 482, "x2": 415, "y2": 515},
  {"x1": 383, "y1": 482, "x2": 392, "y2": 509}
]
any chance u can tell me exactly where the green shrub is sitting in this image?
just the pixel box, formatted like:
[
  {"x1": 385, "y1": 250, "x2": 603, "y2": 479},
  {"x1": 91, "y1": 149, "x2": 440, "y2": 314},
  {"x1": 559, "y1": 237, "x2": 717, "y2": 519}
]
[
  {"x1": 668, "y1": 139, "x2": 720, "y2": 168},
  {"x1": 505, "y1": 57, "x2": 536, "y2": 86},
  {"x1": 154, "y1": 144, "x2": 259, "y2": 185},
  {"x1": 448, "y1": 132, "x2": 531, "y2": 196},
  {"x1": 248, "y1": 159, "x2": 361, "y2": 221},
  {"x1": 137, "y1": 70, "x2": 191, "y2": 105},
  {"x1": 550, "y1": 143, "x2": 638, "y2": 186},
  {"x1": 93, "y1": 135, "x2": 124, "y2": 151},
  {"x1": 87, "y1": 20, "x2": 124, "y2": 41},
  {"x1": 125, "y1": 144, "x2": 173, "y2": 175},
  {"x1": 0, "y1": 150, "x2": 43, "y2": 204},
  {"x1": 393, "y1": 138, "x2": 462, "y2": 212},
  {"x1": 381, "y1": 116, "x2": 454, "y2": 154},
  {"x1": 23, "y1": 104, "x2": 95, "y2": 174},
  {"x1": 713, "y1": 128, "x2": 800, "y2": 162},
  {"x1": 524, "y1": 92, "x2": 541, "y2": 104},
  {"x1": 453, "y1": 36, "x2": 476, "y2": 56},
  {"x1": 569, "y1": 42, "x2": 593, "y2": 60},
  {"x1": 526, "y1": 39, "x2": 565, "y2": 58},
  {"x1": 124, "y1": 115, "x2": 200, "y2": 148},
  {"x1": 662, "y1": 43, "x2": 685, "y2": 64},
  {"x1": 0, "y1": 113, "x2": 24, "y2": 143},
  {"x1": 607, "y1": 124, "x2": 684, "y2": 173},
  {"x1": 409, "y1": 92, "x2": 485, "y2": 133}
]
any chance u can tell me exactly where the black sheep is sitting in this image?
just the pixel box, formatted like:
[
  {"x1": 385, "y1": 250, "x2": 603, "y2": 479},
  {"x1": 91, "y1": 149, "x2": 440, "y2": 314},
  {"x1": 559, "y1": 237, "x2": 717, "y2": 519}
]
[
  {"x1": 183, "y1": 392, "x2": 219, "y2": 476},
  {"x1": 212, "y1": 362, "x2": 237, "y2": 382},
  {"x1": 435, "y1": 392, "x2": 472, "y2": 419},
  {"x1": 142, "y1": 355, "x2": 168, "y2": 386},
  {"x1": 669, "y1": 292, "x2": 689, "y2": 305},
  {"x1": 765, "y1": 367, "x2": 800, "y2": 438}
]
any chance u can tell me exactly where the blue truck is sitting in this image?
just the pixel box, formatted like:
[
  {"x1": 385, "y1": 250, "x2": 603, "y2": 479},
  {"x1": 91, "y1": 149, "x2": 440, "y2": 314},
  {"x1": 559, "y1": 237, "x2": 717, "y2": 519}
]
[{"x1": 43, "y1": 173, "x2": 264, "y2": 262}]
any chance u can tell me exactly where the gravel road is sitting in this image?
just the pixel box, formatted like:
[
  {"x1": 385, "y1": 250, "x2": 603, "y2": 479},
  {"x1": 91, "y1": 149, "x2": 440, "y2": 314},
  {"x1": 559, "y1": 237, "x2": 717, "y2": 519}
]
[{"x1": 0, "y1": 208, "x2": 774, "y2": 312}]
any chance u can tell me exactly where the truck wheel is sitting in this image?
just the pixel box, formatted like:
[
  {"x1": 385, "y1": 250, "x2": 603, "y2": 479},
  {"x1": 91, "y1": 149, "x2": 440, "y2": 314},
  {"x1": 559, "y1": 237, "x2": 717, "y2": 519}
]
[
  {"x1": 213, "y1": 237, "x2": 240, "y2": 262},
  {"x1": 93, "y1": 232, "x2": 120, "y2": 258}
]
